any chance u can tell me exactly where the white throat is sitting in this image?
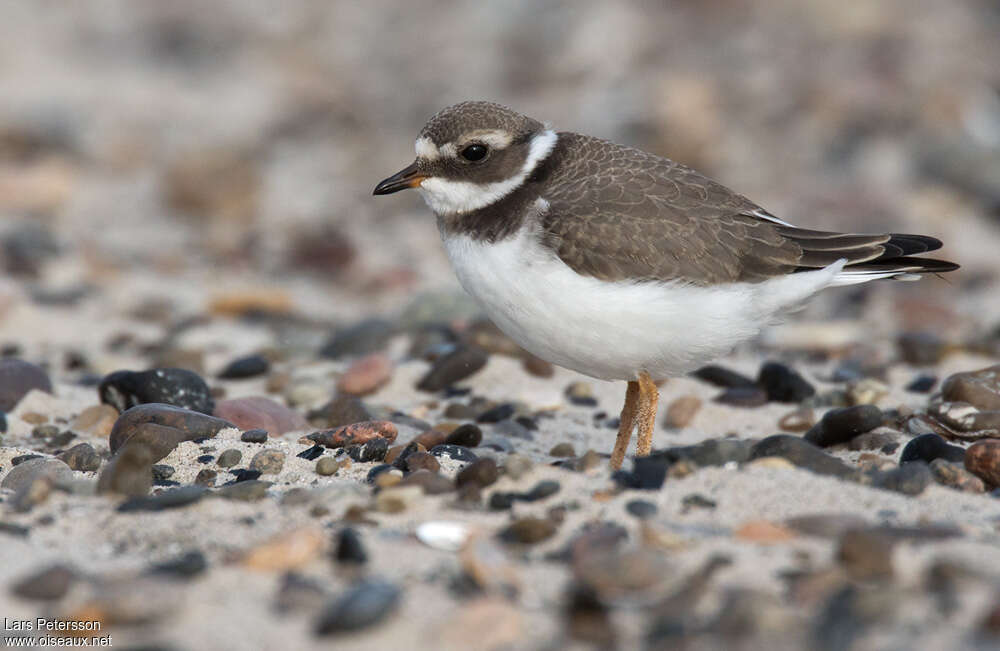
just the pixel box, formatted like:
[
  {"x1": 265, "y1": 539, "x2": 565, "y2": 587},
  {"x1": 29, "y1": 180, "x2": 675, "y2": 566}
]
[{"x1": 416, "y1": 129, "x2": 558, "y2": 215}]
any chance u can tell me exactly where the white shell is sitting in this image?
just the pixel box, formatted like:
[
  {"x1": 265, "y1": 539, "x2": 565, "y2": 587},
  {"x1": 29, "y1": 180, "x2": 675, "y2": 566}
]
[{"x1": 416, "y1": 521, "x2": 471, "y2": 552}]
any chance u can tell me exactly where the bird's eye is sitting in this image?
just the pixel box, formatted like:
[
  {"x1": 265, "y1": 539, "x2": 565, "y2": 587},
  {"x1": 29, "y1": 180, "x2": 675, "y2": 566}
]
[{"x1": 460, "y1": 143, "x2": 488, "y2": 161}]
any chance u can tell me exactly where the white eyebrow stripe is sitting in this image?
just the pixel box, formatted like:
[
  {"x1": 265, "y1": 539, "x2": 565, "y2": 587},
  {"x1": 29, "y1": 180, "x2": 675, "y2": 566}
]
[
  {"x1": 470, "y1": 130, "x2": 514, "y2": 149},
  {"x1": 415, "y1": 136, "x2": 440, "y2": 160}
]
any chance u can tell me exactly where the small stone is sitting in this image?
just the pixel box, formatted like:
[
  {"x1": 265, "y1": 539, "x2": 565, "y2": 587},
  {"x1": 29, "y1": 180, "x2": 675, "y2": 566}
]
[
  {"x1": 549, "y1": 442, "x2": 576, "y2": 457},
  {"x1": 308, "y1": 395, "x2": 373, "y2": 428},
  {"x1": 749, "y1": 435, "x2": 855, "y2": 479},
  {"x1": 374, "y1": 486, "x2": 422, "y2": 513},
  {"x1": 625, "y1": 499, "x2": 657, "y2": 519},
  {"x1": 1, "y1": 457, "x2": 72, "y2": 492},
  {"x1": 735, "y1": 520, "x2": 796, "y2": 544},
  {"x1": 56, "y1": 442, "x2": 101, "y2": 472},
  {"x1": 116, "y1": 486, "x2": 205, "y2": 511},
  {"x1": 194, "y1": 468, "x2": 217, "y2": 486},
  {"x1": 334, "y1": 527, "x2": 368, "y2": 564},
  {"x1": 681, "y1": 493, "x2": 717, "y2": 511},
  {"x1": 99, "y1": 367, "x2": 214, "y2": 414},
  {"x1": 97, "y1": 443, "x2": 154, "y2": 496},
  {"x1": 400, "y1": 469, "x2": 454, "y2": 494},
  {"x1": 319, "y1": 318, "x2": 396, "y2": 359},
  {"x1": 897, "y1": 331, "x2": 947, "y2": 365},
  {"x1": 906, "y1": 375, "x2": 938, "y2": 393},
  {"x1": 565, "y1": 381, "x2": 598, "y2": 407},
  {"x1": 307, "y1": 421, "x2": 398, "y2": 448},
  {"x1": 900, "y1": 433, "x2": 965, "y2": 464},
  {"x1": 503, "y1": 454, "x2": 533, "y2": 480},
  {"x1": 662, "y1": 395, "x2": 701, "y2": 428},
  {"x1": 846, "y1": 378, "x2": 889, "y2": 406},
  {"x1": 778, "y1": 407, "x2": 815, "y2": 432},
  {"x1": 942, "y1": 365, "x2": 1000, "y2": 411},
  {"x1": 930, "y1": 459, "x2": 985, "y2": 493},
  {"x1": 249, "y1": 449, "x2": 286, "y2": 475},
  {"x1": 336, "y1": 354, "x2": 393, "y2": 396},
  {"x1": 314, "y1": 579, "x2": 401, "y2": 635},
  {"x1": 660, "y1": 438, "x2": 754, "y2": 467},
  {"x1": 613, "y1": 455, "x2": 670, "y2": 490},
  {"x1": 964, "y1": 439, "x2": 1000, "y2": 486},
  {"x1": 315, "y1": 457, "x2": 341, "y2": 476},
  {"x1": 445, "y1": 423, "x2": 483, "y2": 448},
  {"x1": 244, "y1": 528, "x2": 324, "y2": 571},
  {"x1": 522, "y1": 354, "x2": 554, "y2": 377},
  {"x1": 151, "y1": 464, "x2": 175, "y2": 481},
  {"x1": 365, "y1": 464, "x2": 394, "y2": 484},
  {"x1": 714, "y1": 386, "x2": 769, "y2": 407},
  {"x1": 412, "y1": 426, "x2": 449, "y2": 449},
  {"x1": 217, "y1": 449, "x2": 243, "y2": 468},
  {"x1": 523, "y1": 480, "x2": 560, "y2": 501},
  {"x1": 0, "y1": 358, "x2": 52, "y2": 411},
  {"x1": 149, "y1": 550, "x2": 208, "y2": 579},
  {"x1": 568, "y1": 449, "x2": 603, "y2": 472},
  {"x1": 837, "y1": 528, "x2": 895, "y2": 580},
  {"x1": 848, "y1": 429, "x2": 898, "y2": 451},
  {"x1": 805, "y1": 405, "x2": 883, "y2": 447},
  {"x1": 757, "y1": 362, "x2": 815, "y2": 403},
  {"x1": 69, "y1": 404, "x2": 118, "y2": 437},
  {"x1": 498, "y1": 517, "x2": 557, "y2": 544},
  {"x1": 374, "y1": 471, "x2": 402, "y2": 489},
  {"x1": 691, "y1": 365, "x2": 757, "y2": 388},
  {"x1": 10, "y1": 564, "x2": 77, "y2": 601},
  {"x1": 476, "y1": 403, "x2": 516, "y2": 423},
  {"x1": 215, "y1": 480, "x2": 272, "y2": 501},
  {"x1": 870, "y1": 462, "x2": 933, "y2": 496},
  {"x1": 231, "y1": 469, "x2": 262, "y2": 482},
  {"x1": 241, "y1": 428, "x2": 268, "y2": 443},
  {"x1": 218, "y1": 354, "x2": 270, "y2": 379},
  {"x1": 109, "y1": 403, "x2": 234, "y2": 460},
  {"x1": 214, "y1": 396, "x2": 307, "y2": 435},
  {"x1": 429, "y1": 444, "x2": 478, "y2": 463},
  {"x1": 416, "y1": 346, "x2": 488, "y2": 392},
  {"x1": 346, "y1": 438, "x2": 389, "y2": 463},
  {"x1": 401, "y1": 451, "x2": 440, "y2": 474}
]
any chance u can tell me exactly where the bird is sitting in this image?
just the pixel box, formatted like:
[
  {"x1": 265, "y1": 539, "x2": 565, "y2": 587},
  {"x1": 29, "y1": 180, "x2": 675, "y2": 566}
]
[{"x1": 373, "y1": 101, "x2": 958, "y2": 471}]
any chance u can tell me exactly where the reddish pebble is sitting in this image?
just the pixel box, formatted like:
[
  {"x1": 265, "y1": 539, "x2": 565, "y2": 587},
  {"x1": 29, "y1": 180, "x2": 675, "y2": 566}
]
[
  {"x1": 964, "y1": 439, "x2": 1000, "y2": 486},
  {"x1": 307, "y1": 420, "x2": 398, "y2": 448},
  {"x1": 337, "y1": 354, "x2": 393, "y2": 396},
  {"x1": 214, "y1": 396, "x2": 308, "y2": 435}
]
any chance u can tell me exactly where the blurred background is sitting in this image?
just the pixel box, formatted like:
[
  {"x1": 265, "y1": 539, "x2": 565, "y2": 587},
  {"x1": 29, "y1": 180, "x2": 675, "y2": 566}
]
[{"x1": 1, "y1": 0, "x2": 998, "y2": 365}]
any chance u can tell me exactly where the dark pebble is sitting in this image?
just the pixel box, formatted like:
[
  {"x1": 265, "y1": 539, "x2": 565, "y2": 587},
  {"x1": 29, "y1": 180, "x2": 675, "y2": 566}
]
[
  {"x1": 295, "y1": 444, "x2": 324, "y2": 461},
  {"x1": 714, "y1": 386, "x2": 768, "y2": 407},
  {"x1": 99, "y1": 367, "x2": 214, "y2": 414},
  {"x1": 488, "y1": 492, "x2": 516, "y2": 510},
  {"x1": 347, "y1": 437, "x2": 390, "y2": 463},
  {"x1": 401, "y1": 451, "x2": 440, "y2": 474},
  {"x1": 151, "y1": 464, "x2": 175, "y2": 481},
  {"x1": 897, "y1": 331, "x2": 947, "y2": 366},
  {"x1": 314, "y1": 579, "x2": 401, "y2": 635},
  {"x1": 118, "y1": 485, "x2": 208, "y2": 512},
  {"x1": 549, "y1": 442, "x2": 576, "y2": 457},
  {"x1": 444, "y1": 423, "x2": 483, "y2": 448},
  {"x1": 869, "y1": 462, "x2": 933, "y2": 496},
  {"x1": 241, "y1": 428, "x2": 268, "y2": 443},
  {"x1": 11, "y1": 454, "x2": 42, "y2": 466},
  {"x1": 197, "y1": 454, "x2": 214, "y2": 464},
  {"x1": 308, "y1": 395, "x2": 373, "y2": 429},
  {"x1": 365, "y1": 464, "x2": 394, "y2": 484},
  {"x1": 749, "y1": 435, "x2": 855, "y2": 479},
  {"x1": 0, "y1": 411, "x2": 6, "y2": 433},
  {"x1": 0, "y1": 358, "x2": 52, "y2": 411},
  {"x1": 758, "y1": 362, "x2": 815, "y2": 403},
  {"x1": 230, "y1": 469, "x2": 262, "y2": 483},
  {"x1": 334, "y1": 528, "x2": 368, "y2": 565},
  {"x1": 0, "y1": 523, "x2": 30, "y2": 538},
  {"x1": 442, "y1": 402, "x2": 478, "y2": 420},
  {"x1": 477, "y1": 403, "x2": 516, "y2": 423},
  {"x1": 455, "y1": 458, "x2": 499, "y2": 489},
  {"x1": 625, "y1": 499, "x2": 658, "y2": 519},
  {"x1": 217, "y1": 449, "x2": 242, "y2": 468},
  {"x1": 149, "y1": 550, "x2": 208, "y2": 579},
  {"x1": 390, "y1": 442, "x2": 423, "y2": 469},
  {"x1": 10, "y1": 564, "x2": 77, "y2": 601},
  {"x1": 681, "y1": 494, "x2": 717, "y2": 511},
  {"x1": 691, "y1": 364, "x2": 757, "y2": 389},
  {"x1": 416, "y1": 346, "x2": 488, "y2": 392},
  {"x1": 492, "y1": 418, "x2": 534, "y2": 440},
  {"x1": 836, "y1": 529, "x2": 896, "y2": 580},
  {"x1": 900, "y1": 433, "x2": 966, "y2": 465},
  {"x1": 906, "y1": 375, "x2": 938, "y2": 393},
  {"x1": 97, "y1": 443, "x2": 154, "y2": 496},
  {"x1": 848, "y1": 430, "x2": 898, "y2": 451},
  {"x1": 429, "y1": 444, "x2": 478, "y2": 463},
  {"x1": 524, "y1": 480, "x2": 560, "y2": 501},
  {"x1": 194, "y1": 468, "x2": 217, "y2": 486},
  {"x1": 498, "y1": 517, "x2": 558, "y2": 544},
  {"x1": 56, "y1": 442, "x2": 101, "y2": 472},
  {"x1": 804, "y1": 405, "x2": 883, "y2": 447},
  {"x1": 660, "y1": 438, "x2": 753, "y2": 467},
  {"x1": 400, "y1": 469, "x2": 454, "y2": 494},
  {"x1": 319, "y1": 318, "x2": 396, "y2": 359},
  {"x1": 215, "y1": 479, "x2": 271, "y2": 501},
  {"x1": 217, "y1": 354, "x2": 270, "y2": 379},
  {"x1": 109, "y1": 403, "x2": 234, "y2": 461},
  {"x1": 613, "y1": 455, "x2": 670, "y2": 490}
]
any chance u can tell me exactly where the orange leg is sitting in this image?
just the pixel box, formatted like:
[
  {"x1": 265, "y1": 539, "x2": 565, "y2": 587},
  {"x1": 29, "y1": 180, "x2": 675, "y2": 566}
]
[
  {"x1": 635, "y1": 372, "x2": 659, "y2": 457},
  {"x1": 610, "y1": 380, "x2": 640, "y2": 470}
]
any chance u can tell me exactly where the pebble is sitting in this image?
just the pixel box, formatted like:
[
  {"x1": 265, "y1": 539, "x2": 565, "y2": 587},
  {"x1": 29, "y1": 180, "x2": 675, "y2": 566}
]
[
  {"x1": 319, "y1": 318, "x2": 396, "y2": 359},
  {"x1": 930, "y1": 459, "x2": 985, "y2": 493},
  {"x1": 314, "y1": 579, "x2": 401, "y2": 635},
  {"x1": 336, "y1": 354, "x2": 393, "y2": 396},
  {"x1": 374, "y1": 486, "x2": 422, "y2": 513},
  {"x1": 714, "y1": 385, "x2": 769, "y2": 407},
  {"x1": 334, "y1": 528, "x2": 368, "y2": 564},
  {"x1": 549, "y1": 442, "x2": 576, "y2": 457},
  {"x1": 492, "y1": 418, "x2": 534, "y2": 440},
  {"x1": 897, "y1": 331, "x2": 947, "y2": 365},
  {"x1": 241, "y1": 428, "x2": 268, "y2": 443},
  {"x1": 194, "y1": 468, "x2": 217, "y2": 486},
  {"x1": 99, "y1": 367, "x2": 214, "y2": 414},
  {"x1": 307, "y1": 421, "x2": 398, "y2": 448},
  {"x1": 399, "y1": 469, "x2": 454, "y2": 494},
  {"x1": 663, "y1": 395, "x2": 702, "y2": 428},
  {"x1": 691, "y1": 365, "x2": 757, "y2": 388},
  {"x1": 56, "y1": 442, "x2": 101, "y2": 472},
  {"x1": 444, "y1": 423, "x2": 483, "y2": 448},
  {"x1": 931, "y1": 401, "x2": 1000, "y2": 435},
  {"x1": 346, "y1": 438, "x2": 389, "y2": 463},
  {"x1": 1, "y1": 457, "x2": 72, "y2": 492},
  {"x1": 214, "y1": 396, "x2": 307, "y2": 435},
  {"x1": 97, "y1": 443, "x2": 155, "y2": 496},
  {"x1": 11, "y1": 454, "x2": 42, "y2": 466},
  {"x1": 846, "y1": 378, "x2": 889, "y2": 406},
  {"x1": 0, "y1": 358, "x2": 52, "y2": 411},
  {"x1": 906, "y1": 375, "x2": 938, "y2": 393},
  {"x1": 217, "y1": 354, "x2": 270, "y2": 379},
  {"x1": 900, "y1": 433, "x2": 966, "y2": 464},
  {"x1": 149, "y1": 550, "x2": 208, "y2": 579},
  {"x1": 109, "y1": 403, "x2": 234, "y2": 459},
  {"x1": 942, "y1": 365, "x2": 1000, "y2": 411},
  {"x1": 749, "y1": 435, "x2": 855, "y2": 479},
  {"x1": 565, "y1": 381, "x2": 598, "y2": 407},
  {"x1": 416, "y1": 346, "x2": 489, "y2": 392},
  {"x1": 151, "y1": 464, "x2": 175, "y2": 481},
  {"x1": 662, "y1": 438, "x2": 754, "y2": 467},
  {"x1": 836, "y1": 528, "x2": 895, "y2": 580},
  {"x1": 308, "y1": 395, "x2": 373, "y2": 428},
  {"x1": 522, "y1": 354, "x2": 555, "y2": 377},
  {"x1": 10, "y1": 564, "x2": 78, "y2": 601},
  {"x1": 804, "y1": 405, "x2": 883, "y2": 447},
  {"x1": 217, "y1": 449, "x2": 243, "y2": 468},
  {"x1": 69, "y1": 404, "x2": 118, "y2": 438},
  {"x1": 315, "y1": 457, "x2": 341, "y2": 476},
  {"x1": 118, "y1": 485, "x2": 208, "y2": 512},
  {"x1": 215, "y1": 480, "x2": 272, "y2": 501},
  {"x1": 964, "y1": 439, "x2": 1000, "y2": 486},
  {"x1": 365, "y1": 464, "x2": 395, "y2": 484},
  {"x1": 502, "y1": 454, "x2": 533, "y2": 480},
  {"x1": 613, "y1": 455, "x2": 669, "y2": 490},
  {"x1": 847, "y1": 429, "x2": 898, "y2": 451},
  {"x1": 567, "y1": 449, "x2": 602, "y2": 472},
  {"x1": 429, "y1": 444, "x2": 478, "y2": 463},
  {"x1": 476, "y1": 403, "x2": 516, "y2": 423},
  {"x1": 415, "y1": 521, "x2": 470, "y2": 552},
  {"x1": 498, "y1": 517, "x2": 557, "y2": 544},
  {"x1": 231, "y1": 469, "x2": 263, "y2": 483},
  {"x1": 401, "y1": 451, "x2": 440, "y2": 474},
  {"x1": 868, "y1": 462, "x2": 933, "y2": 496},
  {"x1": 249, "y1": 449, "x2": 286, "y2": 475},
  {"x1": 625, "y1": 499, "x2": 658, "y2": 519},
  {"x1": 244, "y1": 528, "x2": 324, "y2": 571},
  {"x1": 681, "y1": 493, "x2": 717, "y2": 511},
  {"x1": 757, "y1": 362, "x2": 815, "y2": 403}
]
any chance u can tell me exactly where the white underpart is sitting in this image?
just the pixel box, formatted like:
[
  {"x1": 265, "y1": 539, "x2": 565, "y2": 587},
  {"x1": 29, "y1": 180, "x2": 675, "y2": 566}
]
[
  {"x1": 417, "y1": 129, "x2": 558, "y2": 215},
  {"x1": 444, "y1": 220, "x2": 855, "y2": 381}
]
